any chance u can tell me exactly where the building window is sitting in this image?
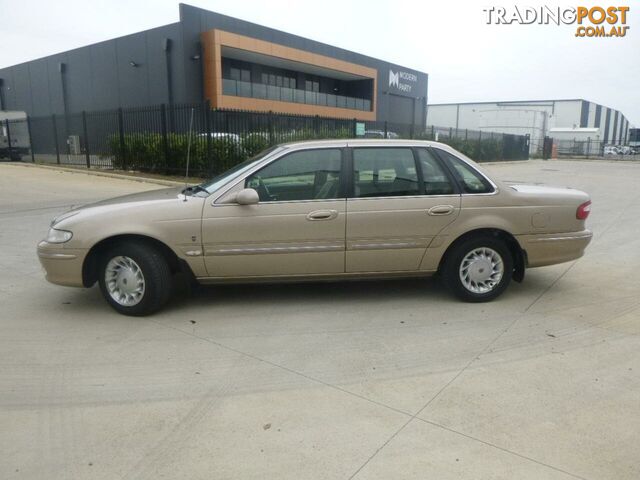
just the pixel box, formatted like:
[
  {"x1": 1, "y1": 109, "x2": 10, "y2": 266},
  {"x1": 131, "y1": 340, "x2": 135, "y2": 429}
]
[
  {"x1": 230, "y1": 67, "x2": 250, "y2": 82},
  {"x1": 261, "y1": 71, "x2": 296, "y2": 89},
  {"x1": 305, "y1": 80, "x2": 319, "y2": 92}
]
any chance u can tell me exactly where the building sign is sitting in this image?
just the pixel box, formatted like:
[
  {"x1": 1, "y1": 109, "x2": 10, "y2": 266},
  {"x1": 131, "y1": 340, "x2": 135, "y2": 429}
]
[
  {"x1": 388, "y1": 69, "x2": 418, "y2": 93},
  {"x1": 355, "y1": 122, "x2": 366, "y2": 136}
]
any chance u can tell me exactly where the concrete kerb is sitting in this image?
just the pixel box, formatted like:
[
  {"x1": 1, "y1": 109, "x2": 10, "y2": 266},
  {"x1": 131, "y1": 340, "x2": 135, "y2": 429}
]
[{"x1": 8, "y1": 161, "x2": 185, "y2": 187}]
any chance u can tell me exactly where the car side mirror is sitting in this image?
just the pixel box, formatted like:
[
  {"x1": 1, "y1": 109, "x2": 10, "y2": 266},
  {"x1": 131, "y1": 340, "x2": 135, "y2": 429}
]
[{"x1": 235, "y1": 188, "x2": 260, "y2": 205}]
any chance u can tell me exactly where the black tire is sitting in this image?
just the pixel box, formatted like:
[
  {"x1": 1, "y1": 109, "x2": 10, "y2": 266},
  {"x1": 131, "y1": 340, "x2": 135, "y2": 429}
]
[
  {"x1": 98, "y1": 241, "x2": 173, "y2": 316},
  {"x1": 441, "y1": 235, "x2": 513, "y2": 302}
]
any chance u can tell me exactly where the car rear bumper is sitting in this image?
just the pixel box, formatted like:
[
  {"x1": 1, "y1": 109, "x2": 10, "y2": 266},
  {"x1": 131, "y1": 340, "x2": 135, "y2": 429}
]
[
  {"x1": 517, "y1": 230, "x2": 593, "y2": 268},
  {"x1": 37, "y1": 241, "x2": 87, "y2": 287}
]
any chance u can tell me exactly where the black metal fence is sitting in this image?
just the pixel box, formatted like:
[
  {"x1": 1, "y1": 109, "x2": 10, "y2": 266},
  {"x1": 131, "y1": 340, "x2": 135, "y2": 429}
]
[
  {"x1": 2, "y1": 103, "x2": 531, "y2": 176},
  {"x1": 554, "y1": 139, "x2": 639, "y2": 159}
]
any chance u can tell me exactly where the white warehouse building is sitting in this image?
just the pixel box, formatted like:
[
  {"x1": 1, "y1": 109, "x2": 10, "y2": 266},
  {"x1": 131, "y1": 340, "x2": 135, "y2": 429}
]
[{"x1": 427, "y1": 99, "x2": 630, "y2": 154}]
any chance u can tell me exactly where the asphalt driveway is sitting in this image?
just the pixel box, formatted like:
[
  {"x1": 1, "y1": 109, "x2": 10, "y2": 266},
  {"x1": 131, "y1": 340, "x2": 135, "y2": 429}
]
[{"x1": 1, "y1": 160, "x2": 639, "y2": 480}]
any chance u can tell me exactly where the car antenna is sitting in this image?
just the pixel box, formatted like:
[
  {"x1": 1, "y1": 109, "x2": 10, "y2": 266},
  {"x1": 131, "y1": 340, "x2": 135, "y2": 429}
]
[{"x1": 183, "y1": 107, "x2": 195, "y2": 201}]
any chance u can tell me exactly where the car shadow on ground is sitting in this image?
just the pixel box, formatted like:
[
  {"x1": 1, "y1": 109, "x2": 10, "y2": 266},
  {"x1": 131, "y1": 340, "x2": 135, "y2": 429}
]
[
  {"x1": 60, "y1": 270, "x2": 553, "y2": 318},
  {"x1": 165, "y1": 273, "x2": 544, "y2": 313}
]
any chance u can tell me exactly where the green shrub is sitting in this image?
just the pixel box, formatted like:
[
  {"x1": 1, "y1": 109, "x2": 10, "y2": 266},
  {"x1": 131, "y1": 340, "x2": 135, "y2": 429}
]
[
  {"x1": 109, "y1": 132, "x2": 244, "y2": 175},
  {"x1": 437, "y1": 136, "x2": 504, "y2": 162},
  {"x1": 107, "y1": 127, "x2": 511, "y2": 176},
  {"x1": 242, "y1": 133, "x2": 270, "y2": 157}
]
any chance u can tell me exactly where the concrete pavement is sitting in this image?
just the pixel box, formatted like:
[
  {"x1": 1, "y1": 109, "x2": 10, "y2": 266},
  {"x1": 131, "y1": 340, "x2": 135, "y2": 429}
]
[{"x1": 0, "y1": 160, "x2": 639, "y2": 479}]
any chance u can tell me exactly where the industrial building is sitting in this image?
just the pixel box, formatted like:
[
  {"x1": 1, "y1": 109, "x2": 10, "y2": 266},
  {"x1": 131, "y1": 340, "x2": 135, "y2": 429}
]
[
  {"x1": 0, "y1": 4, "x2": 427, "y2": 126},
  {"x1": 427, "y1": 99, "x2": 631, "y2": 153}
]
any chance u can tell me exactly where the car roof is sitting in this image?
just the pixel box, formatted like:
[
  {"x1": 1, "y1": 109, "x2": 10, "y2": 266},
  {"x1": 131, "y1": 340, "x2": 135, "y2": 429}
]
[{"x1": 278, "y1": 138, "x2": 447, "y2": 149}]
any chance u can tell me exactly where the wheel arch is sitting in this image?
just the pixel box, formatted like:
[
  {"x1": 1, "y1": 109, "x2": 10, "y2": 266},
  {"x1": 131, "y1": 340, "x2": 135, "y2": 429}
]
[
  {"x1": 437, "y1": 228, "x2": 526, "y2": 282},
  {"x1": 82, "y1": 233, "x2": 187, "y2": 287}
]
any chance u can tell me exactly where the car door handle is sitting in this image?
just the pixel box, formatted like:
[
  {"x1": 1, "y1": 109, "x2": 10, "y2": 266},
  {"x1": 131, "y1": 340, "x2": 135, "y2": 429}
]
[
  {"x1": 427, "y1": 205, "x2": 455, "y2": 216},
  {"x1": 306, "y1": 209, "x2": 338, "y2": 221}
]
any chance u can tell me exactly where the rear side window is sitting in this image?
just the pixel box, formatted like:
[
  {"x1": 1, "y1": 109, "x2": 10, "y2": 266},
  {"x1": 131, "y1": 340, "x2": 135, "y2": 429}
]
[
  {"x1": 353, "y1": 148, "x2": 419, "y2": 198},
  {"x1": 434, "y1": 149, "x2": 494, "y2": 194},
  {"x1": 416, "y1": 149, "x2": 455, "y2": 195}
]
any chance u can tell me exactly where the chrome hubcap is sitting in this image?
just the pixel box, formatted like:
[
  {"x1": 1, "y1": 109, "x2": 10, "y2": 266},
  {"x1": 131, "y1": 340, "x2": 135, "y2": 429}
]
[
  {"x1": 105, "y1": 256, "x2": 145, "y2": 306},
  {"x1": 459, "y1": 247, "x2": 504, "y2": 294}
]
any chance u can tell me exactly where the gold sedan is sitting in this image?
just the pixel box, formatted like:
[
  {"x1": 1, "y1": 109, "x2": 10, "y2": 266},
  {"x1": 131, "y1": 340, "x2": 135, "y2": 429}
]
[{"x1": 38, "y1": 140, "x2": 592, "y2": 315}]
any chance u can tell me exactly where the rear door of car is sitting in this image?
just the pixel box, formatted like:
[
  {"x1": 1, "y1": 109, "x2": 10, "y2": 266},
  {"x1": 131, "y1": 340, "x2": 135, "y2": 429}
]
[{"x1": 345, "y1": 145, "x2": 461, "y2": 273}]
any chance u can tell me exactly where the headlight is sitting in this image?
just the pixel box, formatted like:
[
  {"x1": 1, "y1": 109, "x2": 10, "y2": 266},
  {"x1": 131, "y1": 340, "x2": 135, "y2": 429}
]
[{"x1": 46, "y1": 228, "x2": 73, "y2": 244}]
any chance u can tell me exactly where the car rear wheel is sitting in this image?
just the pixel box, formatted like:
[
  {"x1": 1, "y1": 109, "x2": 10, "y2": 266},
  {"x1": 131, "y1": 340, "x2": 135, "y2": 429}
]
[
  {"x1": 98, "y1": 242, "x2": 172, "y2": 316},
  {"x1": 442, "y1": 236, "x2": 513, "y2": 302}
]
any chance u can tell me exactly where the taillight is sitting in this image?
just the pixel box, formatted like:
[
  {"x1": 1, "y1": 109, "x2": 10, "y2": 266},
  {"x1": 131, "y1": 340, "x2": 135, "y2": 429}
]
[{"x1": 576, "y1": 200, "x2": 591, "y2": 220}]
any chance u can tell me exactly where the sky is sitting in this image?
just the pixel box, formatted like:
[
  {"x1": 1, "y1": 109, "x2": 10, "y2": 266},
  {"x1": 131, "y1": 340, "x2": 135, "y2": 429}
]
[{"x1": 0, "y1": 0, "x2": 638, "y2": 125}]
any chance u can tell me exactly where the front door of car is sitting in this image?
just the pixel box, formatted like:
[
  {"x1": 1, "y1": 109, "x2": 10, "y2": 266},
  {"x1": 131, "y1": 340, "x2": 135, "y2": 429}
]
[
  {"x1": 346, "y1": 146, "x2": 461, "y2": 272},
  {"x1": 201, "y1": 147, "x2": 347, "y2": 278}
]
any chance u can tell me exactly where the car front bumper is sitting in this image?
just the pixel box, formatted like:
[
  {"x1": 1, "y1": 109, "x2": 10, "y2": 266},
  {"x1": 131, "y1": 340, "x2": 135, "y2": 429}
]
[
  {"x1": 517, "y1": 230, "x2": 593, "y2": 268},
  {"x1": 37, "y1": 241, "x2": 88, "y2": 287}
]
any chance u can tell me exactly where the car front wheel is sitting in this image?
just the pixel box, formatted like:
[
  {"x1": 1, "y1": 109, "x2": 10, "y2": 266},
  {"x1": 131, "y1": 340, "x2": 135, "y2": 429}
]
[
  {"x1": 442, "y1": 236, "x2": 513, "y2": 302},
  {"x1": 98, "y1": 242, "x2": 172, "y2": 316}
]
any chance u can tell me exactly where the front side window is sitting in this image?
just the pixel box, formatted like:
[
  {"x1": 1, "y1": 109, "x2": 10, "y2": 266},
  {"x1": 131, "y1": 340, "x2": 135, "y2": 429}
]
[
  {"x1": 246, "y1": 149, "x2": 343, "y2": 202},
  {"x1": 434, "y1": 149, "x2": 494, "y2": 194},
  {"x1": 416, "y1": 149, "x2": 455, "y2": 195},
  {"x1": 353, "y1": 148, "x2": 419, "y2": 198}
]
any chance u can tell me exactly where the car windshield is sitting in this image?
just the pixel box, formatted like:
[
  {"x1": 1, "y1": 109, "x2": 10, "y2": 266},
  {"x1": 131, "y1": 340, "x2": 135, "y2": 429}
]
[{"x1": 199, "y1": 146, "x2": 282, "y2": 194}]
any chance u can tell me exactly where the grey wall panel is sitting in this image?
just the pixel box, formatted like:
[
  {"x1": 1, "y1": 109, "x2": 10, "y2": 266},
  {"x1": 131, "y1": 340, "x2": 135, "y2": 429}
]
[
  {"x1": 89, "y1": 41, "x2": 120, "y2": 111},
  {"x1": 612, "y1": 111, "x2": 619, "y2": 144},
  {"x1": 65, "y1": 48, "x2": 93, "y2": 112},
  {"x1": 28, "y1": 59, "x2": 51, "y2": 116},
  {"x1": 116, "y1": 32, "x2": 151, "y2": 107},
  {"x1": 46, "y1": 53, "x2": 67, "y2": 115},
  {"x1": 0, "y1": 66, "x2": 9, "y2": 109},
  {"x1": 580, "y1": 100, "x2": 589, "y2": 127},
  {"x1": 145, "y1": 24, "x2": 174, "y2": 105},
  {"x1": 387, "y1": 94, "x2": 413, "y2": 124},
  {"x1": 10, "y1": 63, "x2": 33, "y2": 114},
  {"x1": 0, "y1": 67, "x2": 17, "y2": 109}
]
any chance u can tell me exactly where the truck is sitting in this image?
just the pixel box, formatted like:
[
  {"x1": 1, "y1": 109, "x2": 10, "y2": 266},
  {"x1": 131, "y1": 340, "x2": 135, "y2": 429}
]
[{"x1": 0, "y1": 111, "x2": 30, "y2": 161}]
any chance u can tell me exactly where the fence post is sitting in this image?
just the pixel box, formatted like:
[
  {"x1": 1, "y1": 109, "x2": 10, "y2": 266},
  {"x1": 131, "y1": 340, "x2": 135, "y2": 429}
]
[
  {"x1": 410, "y1": 122, "x2": 414, "y2": 139},
  {"x1": 352, "y1": 118, "x2": 357, "y2": 138},
  {"x1": 449, "y1": 127, "x2": 453, "y2": 139},
  {"x1": 52, "y1": 114, "x2": 60, "y2": 164},
  {"x1": 82, "y1": 111, "x2": 91, "y2": 168},
  {"x1": 160, "y1": 104, "x2": 169, "y2": 168},
  {"x1": 268, "y1": 111, "x2": 274, "y2": 146},
  {"x1": 384, "y1": 121, "x2": 388, "y2": 139},
  {"x1": 117, "y1": 108, "x2": 126, "y2": 171},
  {"x1": 312, "y1": 115, "x2": 319, "y2": 136},
  {"x1": 204, "y1": 101, "x2": 212, "y2": 173},
  {"x1": 5, "y1": 119, "x2": 13, "y2": 160},
  {"x1": 26, "y1": 116, "x2": 35, "y2": 162},
  {"x1": 465, "y1": 129, "x2": 468, "y2": 141},
  {"x1": 586, "y1": 137, "x2": 591, "y2": 159}
]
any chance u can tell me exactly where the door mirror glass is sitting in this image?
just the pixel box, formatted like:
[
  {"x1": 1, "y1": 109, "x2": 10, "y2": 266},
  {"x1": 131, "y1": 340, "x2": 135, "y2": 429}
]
[{"x1": 236, "y1": 188, "x2": 260, "y2": 205}]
